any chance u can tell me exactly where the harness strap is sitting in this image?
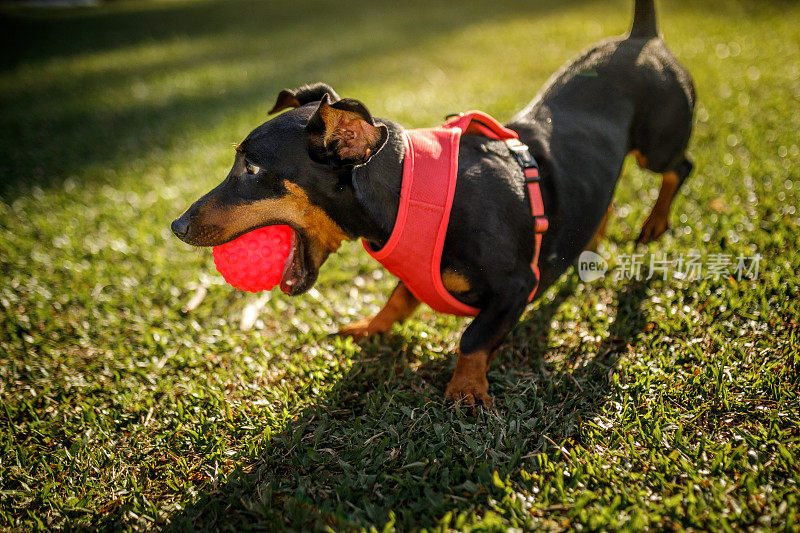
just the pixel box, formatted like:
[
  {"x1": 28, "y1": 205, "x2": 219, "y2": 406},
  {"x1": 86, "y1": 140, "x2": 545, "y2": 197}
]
[
  {"x1": 363, "y1": 128, "x2": 480, "y2": 316},
  {"x1": 363, "y1": 111, "x2": 548, "y2": 317},
  {"x1": 505, "y1": 138, "x2": 549, "y2": 301},
  {"x1": 444, "y1": 113, "x2": 549, "y2": 301}
]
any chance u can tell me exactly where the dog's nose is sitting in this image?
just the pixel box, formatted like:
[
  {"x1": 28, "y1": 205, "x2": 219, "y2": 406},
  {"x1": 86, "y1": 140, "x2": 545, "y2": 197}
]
[{"x1": 171, "y1": 217, "x2": 189, "y2": 239}]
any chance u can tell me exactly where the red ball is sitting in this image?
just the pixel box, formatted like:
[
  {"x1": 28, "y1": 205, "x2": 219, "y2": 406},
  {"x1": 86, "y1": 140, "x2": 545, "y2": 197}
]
[{"x1": 212, "y1": 225, "x2": 293, "y2": 292}]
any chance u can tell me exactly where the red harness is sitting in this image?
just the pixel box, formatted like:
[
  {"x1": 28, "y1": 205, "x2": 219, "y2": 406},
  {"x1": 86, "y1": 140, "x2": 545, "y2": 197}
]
[{"x1": 363, "y1": 111, "x2": 548, "y2": 317}]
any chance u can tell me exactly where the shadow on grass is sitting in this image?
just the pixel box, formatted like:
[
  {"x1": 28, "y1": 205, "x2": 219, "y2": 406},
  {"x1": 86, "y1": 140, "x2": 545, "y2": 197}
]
[
  {"x1": 0, "y1": 0, "x2": 588, "y2": 199},
  {"x1": 160, "y1": 274, "x2": 654, "y2": 531}
]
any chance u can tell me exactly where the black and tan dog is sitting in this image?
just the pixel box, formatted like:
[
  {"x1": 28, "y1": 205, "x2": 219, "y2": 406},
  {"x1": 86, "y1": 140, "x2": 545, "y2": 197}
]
[{"x1": 172, "y1": 0, "x2": 694, "y2": 408}]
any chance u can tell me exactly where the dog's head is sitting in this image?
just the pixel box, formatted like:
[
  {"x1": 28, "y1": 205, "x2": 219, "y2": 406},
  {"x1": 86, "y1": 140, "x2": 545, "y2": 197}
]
[{"x1": 171, "y1": 83, "x2": 389, "y2": 295}]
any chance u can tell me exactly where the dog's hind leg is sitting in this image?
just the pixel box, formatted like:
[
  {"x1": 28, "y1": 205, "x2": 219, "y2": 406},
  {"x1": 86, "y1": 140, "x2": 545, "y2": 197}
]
[{"x1": 637, "y1": 157, "x2": 693, "y2": 244}]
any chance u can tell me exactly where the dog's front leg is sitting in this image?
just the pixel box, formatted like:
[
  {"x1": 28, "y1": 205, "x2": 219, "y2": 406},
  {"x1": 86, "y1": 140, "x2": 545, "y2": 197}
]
[
  {"x1": 337, "y1": 281, "x2": 420, "y2": 340},
  {"x1": 445, "y1": 279, "x2": 532, "y2": 409}
]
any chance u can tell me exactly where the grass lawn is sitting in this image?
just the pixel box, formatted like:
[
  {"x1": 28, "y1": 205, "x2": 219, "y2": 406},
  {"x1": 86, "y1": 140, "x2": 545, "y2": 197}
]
[{"x1": 1, "y1": 0, "x2": 799, "y2": 530}]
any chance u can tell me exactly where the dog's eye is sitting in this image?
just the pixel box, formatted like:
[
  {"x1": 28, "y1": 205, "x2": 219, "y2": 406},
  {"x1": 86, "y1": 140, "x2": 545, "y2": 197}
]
[{"x1": 245, "y1": 161, "x2": 260, "y2": 175}]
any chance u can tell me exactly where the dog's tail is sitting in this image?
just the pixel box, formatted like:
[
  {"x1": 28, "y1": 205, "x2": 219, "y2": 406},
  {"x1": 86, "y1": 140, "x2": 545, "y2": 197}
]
[{"x1": 629, "y1": 0, "x2": 659, "y2": 38}]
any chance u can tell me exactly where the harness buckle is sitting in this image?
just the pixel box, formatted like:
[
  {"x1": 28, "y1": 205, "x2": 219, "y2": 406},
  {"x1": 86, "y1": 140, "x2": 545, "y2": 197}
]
[{"x1": 505, "y1": 139, "x2": 538, "y2": 178}]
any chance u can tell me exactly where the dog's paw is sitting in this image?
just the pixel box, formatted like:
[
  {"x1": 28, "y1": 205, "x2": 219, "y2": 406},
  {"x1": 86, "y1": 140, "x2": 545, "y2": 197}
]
[
  {"x1": 336, "y1": 317, "x2": 387, "y2": 340},
  {"x1": 444, "y1": 375, "x2": 493, "y2": 409},
  {"x1": 637, "y1": 213, "x2": 669, "y2": 244}
]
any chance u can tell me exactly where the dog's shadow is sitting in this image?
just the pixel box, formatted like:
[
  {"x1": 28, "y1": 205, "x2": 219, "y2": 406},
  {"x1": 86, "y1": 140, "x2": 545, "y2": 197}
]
[{"x1": 166, "y1": 274, "x2": 654, "y2": 531}]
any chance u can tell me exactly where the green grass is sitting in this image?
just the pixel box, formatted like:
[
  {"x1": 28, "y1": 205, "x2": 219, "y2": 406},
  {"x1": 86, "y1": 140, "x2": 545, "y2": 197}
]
[{"x1": 1, "y1": 0, "x2": 799, "y2": 530}]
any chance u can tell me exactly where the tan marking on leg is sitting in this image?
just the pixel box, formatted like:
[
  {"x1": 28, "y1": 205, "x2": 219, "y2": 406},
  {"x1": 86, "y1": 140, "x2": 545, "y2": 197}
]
[
  {"x1": 337, "y1": 282, "x2": 420, "y2": 340},
  {"x1": 638, "y1": 171, "x2": 680, "y2": 244},
  {"x1": 632, "y1": 149, "x2": 648, "y2": 169},
  {"x1": 441, "y1": 268, "x2": 470, "y2": 293},
  {"x1": 586, "y1": 204, "x2": 614, "y2": 251},
  {"x1": 444, "y1": 349, "x2": 493, "y2": 408},
  {"x1": 197, "y1": 180, "x2": 348, "y2": 266}
]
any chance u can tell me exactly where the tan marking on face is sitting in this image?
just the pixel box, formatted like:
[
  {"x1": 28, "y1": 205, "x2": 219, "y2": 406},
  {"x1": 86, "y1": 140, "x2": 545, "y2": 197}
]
[
  {"x1": 442, "y1": 268, "x2": 471, "y2": 293},
  {"x1": 319, "y1": 103, "x2": 381, "y2": 161},
  {"x1": 198, "y1": 180, "x2": 348, "y2": 266}
]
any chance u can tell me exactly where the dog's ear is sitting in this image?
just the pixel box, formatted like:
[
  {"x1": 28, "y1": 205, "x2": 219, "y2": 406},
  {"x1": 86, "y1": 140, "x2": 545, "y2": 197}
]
[
  {"x1": 268, "y1": 83, "x2": 341, "y2": 114},
  {"x1": 305, "y1": 94, "x2": 388, "y2": 166}
]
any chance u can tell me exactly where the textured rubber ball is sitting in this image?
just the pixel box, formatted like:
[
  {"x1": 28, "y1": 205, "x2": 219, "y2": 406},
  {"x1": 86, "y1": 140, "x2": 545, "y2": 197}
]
[{"x1": 212, "y1": 225, "x2": 293, "y2": 292}]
